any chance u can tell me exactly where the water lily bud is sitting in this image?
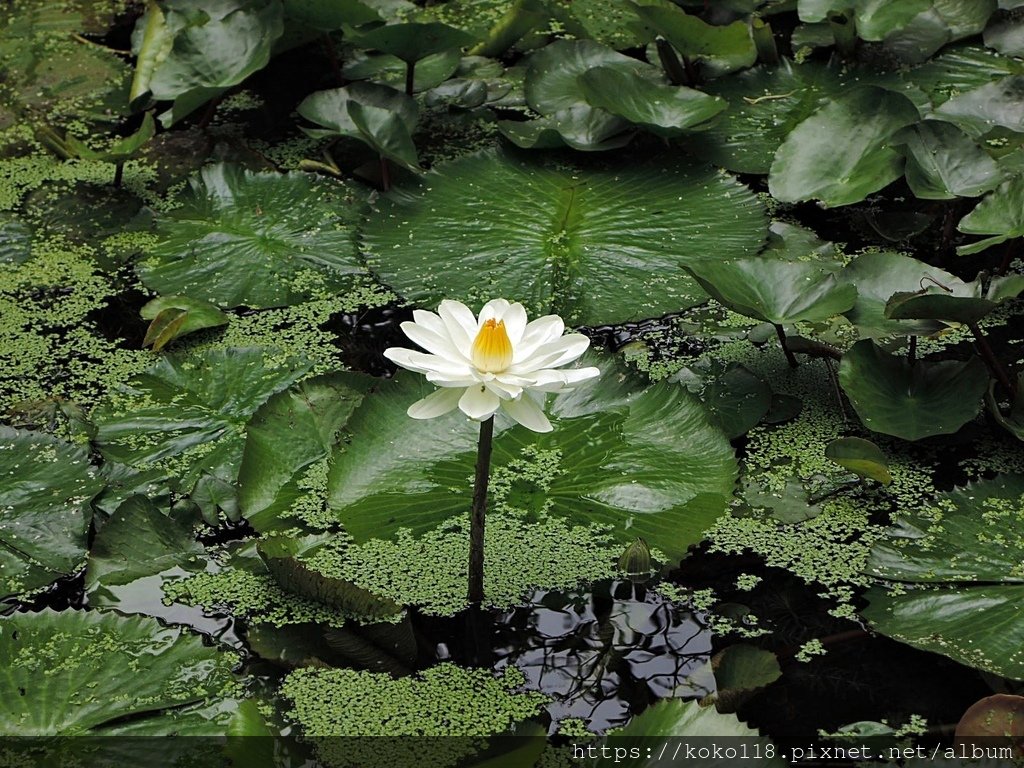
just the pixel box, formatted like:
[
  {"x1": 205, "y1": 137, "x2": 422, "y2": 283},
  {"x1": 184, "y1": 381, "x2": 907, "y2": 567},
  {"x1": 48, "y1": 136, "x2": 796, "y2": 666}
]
[{"x1": 618, "y1": 537, "x2": 652, "y2": 581}]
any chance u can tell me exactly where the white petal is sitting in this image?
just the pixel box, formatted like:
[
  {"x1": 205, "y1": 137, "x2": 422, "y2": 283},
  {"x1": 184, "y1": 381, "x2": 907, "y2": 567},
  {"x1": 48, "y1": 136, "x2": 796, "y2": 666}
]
[
  {"x1": 426, "y1": 371, "x2": 480, "y2": 387},
  {"x1": 411, "y1": 309, "x2": 446, "y2": 335},
  {"x1": 385, "y1": 347, "x2": 470, "y2": 377},
  {"x1": 459, "y1": 384, "x2": 501, "y2": 420},
  {"x1": 513, "y1": 315, "x2": 565, "y2": 362},
  {"x1": 510, "y1": 334, "x2": 590, "y2": 373},
  {"x1": 477, "y1": 298, "x2": 511, "y2": 326},
  {"x1": 501, "y1": 302, "x2": 528, "y2": 346},
  {"x1": 484, "y1": 379, "x2": 523, "y2": 399},
  {"x1": 437, "y1": 300, "x2": 477, "y2": 354},
  {"x1": 407, "y1": 387, "x2": 463, "y2": 419},
  {"x1": 400, "y1": 321, "x2": 467, "y2": 362},
  {"x1": 527, "y1": 366, "x2": 601, "y2": 392},
  {"x1": 501, "y1": 395, "x2": 552, "y2": 433}
]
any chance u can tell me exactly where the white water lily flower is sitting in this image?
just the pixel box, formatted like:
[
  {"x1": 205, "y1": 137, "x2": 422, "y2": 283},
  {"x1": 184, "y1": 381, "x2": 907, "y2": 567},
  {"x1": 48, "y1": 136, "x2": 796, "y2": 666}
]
[{"x1": 384, "y1": 299, "x2": 600, "y2": 433}]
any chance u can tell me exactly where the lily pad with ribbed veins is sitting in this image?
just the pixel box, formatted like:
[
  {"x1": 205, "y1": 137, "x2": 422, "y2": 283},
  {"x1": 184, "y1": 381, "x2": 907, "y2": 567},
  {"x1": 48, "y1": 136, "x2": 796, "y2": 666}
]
[
  {"x1": 322, "y1": 352, "x2": 737, "y2": 561},
  {"x1": 863, "y1": 475, "x2": 1024, "y2": 679},
  {"x1": 0, "y1": 609, "x2": 238, "y2": 735},
  {"x1": 92, "y1": 347, "x2": 313, "y2": 495},
  {"x1": 139, "y1": 164, "x2": 365, "y2": 309},
  {"x1": 360, "y1": 148, "x2": 767, "y2": 326},
  {"x1": 0, "y1": 427, "x2": 103, "y2": 601}
]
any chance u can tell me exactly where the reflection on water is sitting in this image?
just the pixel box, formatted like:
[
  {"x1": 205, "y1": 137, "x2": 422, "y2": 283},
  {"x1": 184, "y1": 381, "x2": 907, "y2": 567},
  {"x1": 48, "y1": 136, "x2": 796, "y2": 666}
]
[{"x1": 488, "y1": 580, "x2": 714, "y2": 733}]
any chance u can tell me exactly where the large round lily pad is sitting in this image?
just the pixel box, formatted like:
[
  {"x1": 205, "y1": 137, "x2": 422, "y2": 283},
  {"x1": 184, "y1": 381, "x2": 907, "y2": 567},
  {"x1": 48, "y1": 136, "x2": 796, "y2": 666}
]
[
  {"x1": 0, "y1": 609, "x2": 238, "y2": 734},
  {"x1": 324, "y1": 353, "x2": 737, "y2": 561},
  {"x1": 360, "y1": 148, "x2": 767, "y2": 325},
  {"x1": 93, "y1": 347, "x2": 313, "y2": 496},
  {"x1": 863, "y1": 475, "x2": 1024, "y2": 680},
  {"x1": 139, "y1": 164, "x2": 365, "y2": 309},
  {"x1": 0, "y1": 427, "x2": 103, "y2": 600},
  {"x1": 838, "y1": 340, "x2": 989, "y2": 440}
]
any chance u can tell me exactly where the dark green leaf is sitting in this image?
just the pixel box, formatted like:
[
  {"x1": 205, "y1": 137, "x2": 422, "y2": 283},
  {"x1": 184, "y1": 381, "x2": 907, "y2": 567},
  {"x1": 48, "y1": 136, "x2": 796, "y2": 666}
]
[
  {"x1": 632, "y1": 4, "x2": 757, "y2": 77},
  {"x1": 896, "y1": 121, "x2": 1003, "y2": 199},
  {"x1": 838, "y1": 340, "x2": 989, "y2": 440},
  {"x1": 984, "y1": 14, "x2": 1024, "y2": 56},
  {"x1": 578, "y1": 67, "x2": 726, "y2": 136},
  {"x1": 93, "y1": 347, "x2": 313, "y2": 493},
  {"x1": 769, "y1": 87, "x2": 920, "y2": 207},
  {"x1": 324, "y1": 353, "x2": 737, "y2": 561},
  {"x1": 361, "y1": 148, "x2": 767, "y2": 326},
  {"x1": 684, "y1": 258, "x2": 856, "y2": 325},
  {"x1": 133, "y1": 0, "x2": 285, "y2": 124},
  {"x1": 932, "y1": 75, "x2": 1024, "y2": 137},
  {"x1": 85, "y1": 495, "x2": 204, "y2": 591},
  {"x1": 524, "y1": 39, "x2": 656, "y2": 114},
  {"x1": 957, "y1": 175, "x2": 1024, "y2": 255},
  {"x1": 239, "y1": 373, "x2": 375, "y2": 531},
  {"x1": 140, "y1": 163, "x2": 364, "y2": 309},
  {"x1": 688, "y1": 60, "x2": 847, "y2": 174},
  {"x1": 863, "y1": 475, "x2": 1024, "y2": 678},
  {"x1": 0, "y1": 609, "x2": 238, "y2": 734},
  {"x1": 0, "y1": 427, "x2": 103, "y2": 601},
  {"x1": 884, "y1": 273, "x2": 1024, "y2": 324},
  {"x1": 842, "y1": 251, "x2": 959, "y2": 338},
  {"x1": 351, "y1": 22, "x2": 477, "y2": 64}
]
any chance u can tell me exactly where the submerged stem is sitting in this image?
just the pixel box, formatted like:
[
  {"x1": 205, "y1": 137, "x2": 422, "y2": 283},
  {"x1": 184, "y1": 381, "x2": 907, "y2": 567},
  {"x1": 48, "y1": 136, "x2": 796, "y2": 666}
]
[
  {"x1": 969, "y1": 323, "x2": 1016, "y2": 398},
  {"x1": 467, "y1": 415, "x2": 495, "y2": 604},
  {"x1": 774, "y1": 323, "x2": 798, "y2": 368},
  {"x1": 113, "y1": 161, "x2": 124, "y2": 188},
  {"x1": 379, "y1": 155, "x2": 391, "y2": 192}
]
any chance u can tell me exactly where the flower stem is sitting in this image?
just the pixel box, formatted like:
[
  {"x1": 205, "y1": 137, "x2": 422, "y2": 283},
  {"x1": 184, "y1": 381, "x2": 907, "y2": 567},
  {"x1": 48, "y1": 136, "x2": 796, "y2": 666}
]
[
  {"x1": 467, "y1": 415, "x2": 494, "y2": 604},
  {"x1": 969, "y1": 323, "x2": 1016, "y2": 398},
  {"x1": 774, "y1": 323, "x2": 798, "y2": 368}
]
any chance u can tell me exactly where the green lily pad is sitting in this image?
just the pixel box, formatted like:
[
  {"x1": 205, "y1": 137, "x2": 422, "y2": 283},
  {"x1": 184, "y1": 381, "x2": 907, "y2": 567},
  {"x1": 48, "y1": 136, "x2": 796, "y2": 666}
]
[
  {"x1": 85, "y1": 495, "x2": 204, "y2": 593},
  {"x1": 824, "y1": 437, "x2": 892, "y2": 485},
  {"x1": 863, "y1": 475, "x2": 1024, "y2": 679},
  {"x1": 577, "y1": 66, "x2": 726, "y2": 136},
  {"x1": 131, "y1": 0, "x2": 285, "y2": 124},
  {"x1": 896, "y1": 121, "x2": 1003, "y2": 199},
  {"x1": 282, "y1": 0, "x2": 382, "y2": 30},
  {"x1": 903, "y1": 44, "x2": 1024, "y2": 107},
  {"x1": 631, "y1": 4, "x2": 757, "y2": 78},
  {"x1": 0, "y1": 427, "x2": 103, "y2": 601},
  {"x1": 838, "y1": 340, "x2": 989, "y2": 440},
  {"x1": 239, "y1": 372, "x2": 376, "y2": 531},
  {"x1": 769, "y1": 86, "x2": 920, "y2": 207},
  {"x1": 498, "y1": 107, "x2": 633, "y2": 151},
  {"x1": 684, "y1": 258, "x2": 856, "y2": 326},
  {"x1": 523, "y1": 39, "x2": 655, "y2": 115},
  {"x1": 984, "y1": 14, "x2": 1024, "y2": 56},
  {"x1": 141, "y1": 295, "x2": 230, "y2": 351},
  {"x1": 597, "y1": 699, "x2": 779, "y2": 763},
  {"x1": 139, "y1": 163, "x2": 365, "y2": 309},
  {"x1": 842, "y1": 251, "x2": 960, "y2": 338},
  {"x1": 676, "y1": 362, "x2": 773, "y2": 439},
  {"x1": 360, "y1": 148, "x2": 767, "y2": 326},
  {"x1": 956, "y1": 175, "x2": 1024, "y2": 255},
  {"x1": 322, "y1": 353, "x2": 736, "y2": 561},
  {"x1": 350, "y1": 21, "x2": 477, "y2": 64},
  {"x1": 298, "y1": 83, "x2": 422, "y2": 171},
  {"x1": 712, "y1": 644, "x2": 782, "y2": 713},
  {"x1": 0, "y1": 609, "x2": 239, "y2": 734},
  {"x1": 932, "y1": 75, "x2": 1024, "y2": 138},
  {"x1": 342, "y1": 49, "x2": 461, "y2": 93},
  {"x1": 884, "y1": 273, "x2": 1024, "y2": 324},
  {"x1": 93, "y1": 347, "x2": 313, "y2": 495}
]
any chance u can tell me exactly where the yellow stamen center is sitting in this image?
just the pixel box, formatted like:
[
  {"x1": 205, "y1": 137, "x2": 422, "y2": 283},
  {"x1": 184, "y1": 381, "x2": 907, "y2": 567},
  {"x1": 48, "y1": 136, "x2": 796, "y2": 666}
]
[{"x1": 471, "y1": 318, "x2": 513, "y2": 373}]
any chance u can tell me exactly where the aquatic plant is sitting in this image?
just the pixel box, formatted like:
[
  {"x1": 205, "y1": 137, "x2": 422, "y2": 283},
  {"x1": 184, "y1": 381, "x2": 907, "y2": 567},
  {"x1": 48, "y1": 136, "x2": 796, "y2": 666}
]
[{"x1": 385, "y1": 298, "x2": 599, "y2": 601}]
